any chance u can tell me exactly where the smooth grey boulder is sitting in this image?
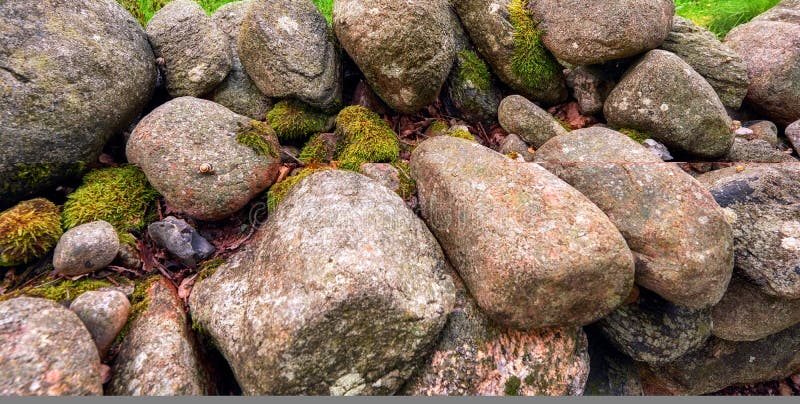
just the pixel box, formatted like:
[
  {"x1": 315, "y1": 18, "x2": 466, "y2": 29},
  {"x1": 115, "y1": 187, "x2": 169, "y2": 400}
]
[
  {"x1": 209, "y1": 0, "x2": 273, "y2": 120},
  {"x1": 410, "y1": 136, "x2": 635, "y2": 330},
  {"x1": 0, "y1": 0, "x2": 157, "y2": 207},
  {"x1": 70, "y1": 290, "x2": 131, "y2": 359},
  {"x1": 535, "y1": 128, "x2": 734, "y2": 309},
  {"x1": 698, "y1": 165, "x2": 800, "y2": 299},
  {"x1": 240, "y1": 0, "x2": 341, "y2": 110},
  {"x1": 530, "y1": 0, "x2": 675, "y2": 66},
  {"x1": 146, "y1": 0, "x2": 232, "y2": 97},
  {"x1": 53, "y1": 221, "x2": 120, "y2": 277},
  {"x1": 712, "y1": 276, "x2": 800, "y2": 342},
  {"x1": 660, "y1": 16, "x2": 750, "y2": 109},
  {"x1": 564, "y1": 66, "x2": 618, "y2": 115},
  {"x1": 127, "y1": 97, "x2": 281, "y2": 221},
  {"x1": 189, "y1": 170, "x2": 455, "y2": 395},
  {"x1": 147, "y1": 216, "x2": 215, "y2": 268},
  {"x1": 0, "y1": 297, "x2": 103, "y2": 395},
  {"x1": 498, "y1": 95, "x2": 569, "y2": 149},
  {"x1": 605, "y1": 50, "x2": 734, "y2": 158}
]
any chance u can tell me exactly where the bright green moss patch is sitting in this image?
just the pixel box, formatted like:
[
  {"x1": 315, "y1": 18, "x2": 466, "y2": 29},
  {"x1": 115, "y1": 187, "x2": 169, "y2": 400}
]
[
  {"x1": 0, "y1": 199, "x2": 63, "y2": 267},
  {"x1": 119, "y1": 0, "x2": 334, "y2": 26},
  {"x1": 391, "y1": 161, "x2": 417, "y2": 200},
  {"x1": 619, "y1": 128, "x2": 650, "y2": 144},
  {"x1": 298, "y1": 134, "x2": 331, "y2": 164},
  {"x1": 62, "y1": 165, "x2": 160, "y2": 232},
  {"x1": 447, "y1": 129, "x2": 477, "y2": 142},
  {"x1": 504, "y1": 375, "x2": 522, "y2": 396},
  {"x1": 335, "y1": 106, "x2": 400, "y2": 172},
  {"x1": 21, "y1": 278, "x2": 115, "y2": 302},
  {"x1": 508, "y1": 0, "x2": 562, "y2": 91},
  {"x1": 197, "y1": 256, "x2": 225, "y2": 282},
  {"x1": 237, "y1": 120, "x2": 280, "y2": 159},
  {"x1": 556, "y1": 117, "x2": 572, "y2": 132},
  {"x1": 455, "y1": 50, "x2": 492, "y2": 93},
  {"x1": 267, "y1": 168, "x2": 328, "y2": 212},
  {"x1": 266, "y1": 100, "x2": 330, "y2": 142},
  {"x1": 676, "y1": 0, "x2": 780, "y2": 38},
  {"x1": 425, "y1": 120, "x2": 450, "y2": 137}
]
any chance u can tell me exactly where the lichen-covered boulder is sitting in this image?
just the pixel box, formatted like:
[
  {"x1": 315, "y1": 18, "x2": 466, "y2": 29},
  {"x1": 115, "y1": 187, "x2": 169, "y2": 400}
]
[
  {"x1": 333, "y1": 0, "x2": 455, "y2": 114},
  {"x1": 146, "y1": 0, "x2": 231, "y2": 98},
  {"x1": 660, "y1": 16, "x2": 750, "y2": 109},
  {"x1": 69, "y1": 290, "x2": 130, "y2": 359},
  {"x1": 126, "y1": 97, "x2": 281, "y2": 221},
  {"x1": 109, "y1": 277, "x2": 211, "y2": 396},
  {"x1": 446, "y1": 49, "x2": 502, "y2": 123},
  {"x1": 208, "y1": 0, "x2": 273, "y2": 120},
  {"x1": 0, "y1": 0, "x2": 157, "y2": 207},
  {"x1": 410, "y1": 136, "x2": 634, "y2": 330},
  {"x1": 53, "y1": 221, "x2": 120, "y2": 277},
  {"x1": 453, "y1": 0, "x2": 567, "y2": 105},
  {"x1": 189, "y1": 170, "x2": 455, "y2": 395},
  {"x1": 535, "y1": 128, "x2": 733, "y2": 308},
  {"x1": 404, "y1": 271, "x2": 590, "y2": 396},
  {"x1": 530, "y1": 0, "x2": 674, "y2": 66},
  {"x1": 723, "y1": 138, "x2": 798, "y2": 163},
  {"x1": 697, "y1": 165, "x2": 800, "y2": 299},
  {"x1": 498, "y1": 95, "x2": 569, "y2": 148},
  {"x1": 605, "y1": 50, "x2": 734, "y2": 158},
  {"x1": 0, "y1": 297, "x2": 103, "y2": 395},
  {"x1": 240, "y1": 0, "x2": 341, "y2": 109},
  {"x1": 712, "y1": 276, "x2": 800, "y2": 342}
]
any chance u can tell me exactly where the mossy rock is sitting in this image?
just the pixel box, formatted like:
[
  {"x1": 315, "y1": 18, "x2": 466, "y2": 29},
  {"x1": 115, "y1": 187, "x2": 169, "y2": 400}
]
[
  {"x1": 0, "y1": 199, "x2": 62, "y2": 267},
  {"x1": 446, "y1": 49, "x2": 501, "y2": 123},
  {"x1": 619, "y1": 128, "x2": 650, "y2": 144},
  {"x1": 266, "y1": 100, "x2": 330, "y2": 142},
  {"x1": 0, "y1": 276, "x2": 125, "y2": 303},
  {"x1": 298, "y1": 133, "x2": 340, "y2": 165},
  {"x1": 267, "y1": 168, "x2": 329, "y2": 212},
  {"x1": 334, "y1": 106, "x2": 400, "y2": 172}
]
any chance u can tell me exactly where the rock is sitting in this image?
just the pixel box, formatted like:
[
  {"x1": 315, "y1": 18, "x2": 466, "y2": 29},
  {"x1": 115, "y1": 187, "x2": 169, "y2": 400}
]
[
  {"x1": 208, "y1": 0, "x2": 273, "y2": 120},
  {"x1": 0, "y1": 0, "x2": 157, "y2": 206},
  {"x1": 584, "y1": 333, "x2": 643, "y2": 396},
  {"x1": 498, "y1": 95, "x2": 569, "y2": 148},
  {"x1": 597, "y1": 288, "x2": 712, "y2": 365},
  {"x1": 69, "y1": 290, "x2": 131, "y2": 359},
  {"x1": 564, "y1": 66, "x2": 618, "y2": 115},
  {"x1": 499, "y1": 134, "x2": 535, "y2": 162},
  {"x1": 446, "y1": 49, "x2": 502, "y2": 123},
  {"x1": 743, "y1": 120, "x2": 779, "y2": 146},
  {"x1": 453, "y1": 0, "x2": 567, "y2": 105},
  {"x1": 109, "y1": 277, "x2": 211, "y2": 395},
  {"x1": 0, "y1": 297, "x2": 103, "y2": 395},
  {"x1": 787, "y1": 120, "x2": 800, "y2": 153},
  {"x1": 725, "y1": 20, "x2": 800, "y2": 125},
  {"x1": 530, "y1": 0, "x2": 674, "y2": 66},
  {"x1": 53, "y1": 221, "x2": 120, "y2": 277},
  {"x1": 147, "y1": 217, "x2": 215, "y2": 268},
  {"x1": 146, "y1": 0, "x2": 232, "y2": 97},
  {"x1": 333, "y1": 0, "x2": 454, "y2": 113},
  {"x1": 605, "y1": 50, "x2": 734, "y2": 158},
  {"x1": 410, "y1": 136, "x2": 634, "y2": 329},
  {"x1": 724, "y1": 138, "x2": 797, "y2": 163},
  {"x1": 659, "y1": 16, "x2": 750, "y2": 109},
  {"x1": 642, "y1": 139, "x2": 674, "y2": 161},
  {"x1": 755, "y1": 0, "x2": 800, "y2": 24},
  {"x1": 640, "y1": 323, "x2": 800, "y2": 395},
  {"x1": 712, "y1": 276, "x2": 800, "y2": 342},
  {"x1": 126, "y1": 97, "x2": 281, "y2": 221},
  {"x1": 535, "y1": 128, "x2": 733, "y2": 308},
  {"x1": 240, "y1": 0, "x2": 341, "y2": 109},
  {"x1": 698, "y1": 165, "x2": 800, "y2": 299},
  {"x1": 359, "y1": 163, "x2": 401, "y2": 194},
  {"x1": 189, "y1": 170, "x2": 455, "y2": 395},
  {"x1": 404, "y1": 271, "x2": 590, "y2": 396}
]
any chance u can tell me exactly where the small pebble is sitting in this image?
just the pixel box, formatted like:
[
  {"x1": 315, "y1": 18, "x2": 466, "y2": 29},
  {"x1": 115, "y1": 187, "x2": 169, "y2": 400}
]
[{"x1": 53, "y1": 221, "x2": 120, "y2": 277}]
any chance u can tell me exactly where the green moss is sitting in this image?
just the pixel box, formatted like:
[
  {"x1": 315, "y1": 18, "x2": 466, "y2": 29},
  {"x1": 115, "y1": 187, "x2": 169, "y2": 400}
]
[
  {"x1": 298, "y1": 134, "x2": 330, "y2": 164},
  {"x1": 505, "y1": 375, "x2": 522, "y2": 396},
  {"x1": 391, "y1": 161, "x2": 417, "y2": 200},
  {"x1": 267, "y1": 168, "x2": 327, "y2": 212},
  {"x1": 619, "y1": 128, "x2": 650, "y2": 144},
  {"x1": 455, "y1": 50, "x2": 492, "y2": 93},
  {"x1": 61, "y1": 165, "x2": 160, "y2": 232},
  {"x1": 117, "y1": 232, "x2": 138, "y2": 249},
  {"x1": 236, "y1": 120, "x2": 280, "y2": 159},
  {"x1": 1, "y1": 161, "x2": 86, "y2": 202},
  {"x1": 0, "y1": 199, "x2": 63, "y2": 267},
  {"x1": 447, "y1": 129, "x2": 477, "y2": 142},
  {"x1": 524, "y1": 373, "x2": 537, "y2": 386},
  {"x1": 113, "y1": 276, "x2": 159, "y2": 347},
  {"x1": 266, "y1": 100, "x2": 330, "y2": 142},
  {"x1": 196, "y1": 257, "x2": 224, "y2": 282},
  {"x1": 508, "y1": 0, "x2": 562, "y2": 90},
  {"x1": 335, "y1": 106, "x2": 400, "y2": 172},
  {"x1": 426, "y1": 120, "x2": 450, "y2": 137},
  {"x1": 556, "y1": 117, "x2": 572, "y2": 132},
  {"x1": 21, "y1": 278, "x2": 114, "y2": 302}
]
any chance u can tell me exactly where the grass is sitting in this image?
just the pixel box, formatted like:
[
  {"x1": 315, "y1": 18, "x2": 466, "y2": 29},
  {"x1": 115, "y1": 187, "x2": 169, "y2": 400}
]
[
  {"x1": 675, "y1": 0, "x2": 780, "y2": 38},
  {"x1": 119, "y1": 0, "x2": 334, "y2": 26}
]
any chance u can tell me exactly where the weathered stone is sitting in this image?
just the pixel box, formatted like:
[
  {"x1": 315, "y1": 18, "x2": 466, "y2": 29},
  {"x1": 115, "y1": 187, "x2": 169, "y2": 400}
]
[
  {"x1": 208, "y1": 0, "x2": 273, "y2": 120},
  {"x1": 698, "y1": 165, "x2": 800, "y2": 299},
  {"x1": 584, "y1": 333, "x2": 643, "y2": 396},
  {"x1": 147, "y1": 216, "x2": 215, "y2": 268},
  {"x1": 53, "y1": 221, "x2": 120, "y2": 277},
  {"x1": 754, "y1": 0, "x2": 800, "y2": 24},
  {"x1": 605, "y1": 50, "x2": 734, "y2": 158},
  {"x1": 498, "y1": 134, "x2": 535, "y2": 162},
  {"x1": 446, "y1": 49, "x2": 502, "y2": 123},
  {"x1": 189, "y1": 170, "x2": 455, "y2": 395},
  {"x1": 146, "y1": 0, "x2": 232, "y2": 97},
  {"x1": 240, "y1": 0, "x2": 341, "y2": 109},
  {"x1": 642, "y1": 139, "x2": 674, "y2": 161},
  {"x1": 742, "y1": 120, "x2": 779, "y2": 146},
  {"x1": 404, "y1": 271, "x2": 589, "y2": 396},
  {"x1": 0, "y1": 0, "x2": 156, "y2": 206},
  {"x1": 410, "y1": 136, "x2": 634, "y2": 329},
  {"x1": 127, "y1": 97, "x2": 281, "y2": 221},
  {"x1": 535, "y1": 128, "x2": 733, "y2": 308},
  {"x1": 0, "y1": 297, "x2": 103, "y2": 395},
  {"x1": 359, "y1": 163, "x2": 401, "y2": 194},
  {"x1": 530, "y1": 0, "x2": 674, "y2": 66},
  {"x1": 787, "y1": 120, "x2": 800, "y2": 153},
  {"x1": 498, "y1": 95, "x2": 569, "y2": 149},
  {"x1": 109, "y1": 277, "x2": 211, "y2": 396},
  {"x1": 660, "y1": 16, "x2": 750, "y2": 109},
  {"x1": 723, "y1": 138, "x2": 797, "y2": 163},
  {"x1": 712, "y1": 276, "x2": 800, "y2": 342},
  {"x1": 70, "y1": 290, "x2": 130, "y2": 359},
  {"x1": 564, "y1": 66, "x2": 618, "y2": 115}
]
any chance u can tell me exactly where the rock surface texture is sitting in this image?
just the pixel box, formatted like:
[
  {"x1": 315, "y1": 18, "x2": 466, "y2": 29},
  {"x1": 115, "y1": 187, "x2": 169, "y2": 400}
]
[
  {"x1": 498, "y1": 95, "x2": 569, "y2": 149},
  {"x1": 70, "y1": 290, "x2": 131, "y2": 359},
  {"x1": 53, "y1": 221, "x2": 120, "y2": 277},
  {"x1": 712, "y1": 276, "x2": 800, "y2": 342}
]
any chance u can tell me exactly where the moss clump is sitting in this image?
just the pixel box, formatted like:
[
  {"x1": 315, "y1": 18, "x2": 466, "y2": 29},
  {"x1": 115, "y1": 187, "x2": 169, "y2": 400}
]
[
  {"x1": 21, "y1": 277, "x2": 114, "y2": 302},
  {"x1": 0, "y1": 199, "x2": 63, "y2": 267},
  {"x1": 447, "y1": 128, "x2": 477, "y2": 142},
  {"x1": 556, "y1": 118, "x2": 572, "y2": 132},
  {"x1": 1, "y1": 162, "x2": 86, "y2": 205},
  {"x1": 455, "y1": 50, "x2": 492, "y2": 93},
  {"x1": 298, "y1": 134, "x2": 331, "y2": 164},
  {"x1": 335, "y1": 106, "x2": 400, "y2": 172},
  {"x1": 61, "y1": 165, "x2": 160, "y2": 232},
  {"x1": 267, "y1": 168, "x2": 327, "y2": 212},
  {"x1": 425, "y1": 120, "x2": 450, "y2": 137},
  {"x1": 508, "y1": 0, "x2": 562, "y2": 90},
  {"x1": 619, "y1": 128, "x2": 650, "y2": 144},
  {"x1": 236, "y1": 120, "x2": 280, "y2": 159},
  {"x1": 505, "y1": 375, "x2": 522, "y2": 396},
  {"x1": 391, "y1": 161, "x2": 417, "y2": 200},
  {"x1": 196, "y1": 257, "x2": 225, "y2": 282},
  {"x1": 266, "y1": 100, "x2": 330, "y2": 142}
]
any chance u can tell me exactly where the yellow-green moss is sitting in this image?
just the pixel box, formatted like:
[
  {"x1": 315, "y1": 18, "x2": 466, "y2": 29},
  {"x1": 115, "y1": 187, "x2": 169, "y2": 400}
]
[
  {"x1": 447, "y1": 129, "x2": 477, "y2": 142},
  {"x1": 236, "y1": 120, "x2": 280, "y2": 159},
  {"x1": 266, "y1": 100, "x2": 330, "y2": 142},
  {"x1": 505, "y1": 375, "x2": 522, "y2": 396},
  {"x1": 391, "y1": 161, "x2": 417, "y2": 200},
  {"x1": 21, "y1": 278, "x2": 114, "y2": 302},
  {"x1": 0, "y1": 199, "x2": 63, "y2": 267},
  {"x1": 113, "y1": 276, "x2": 159, "y2": 347},
  {"x1": 1, "y1": 161, "x2": 86, "y2": 203},
  {"x1": 335, "y1": 106, "x2": 400, "y2": 172},
  {"x1": 61, "y1": 165, "x2": 160, "y2": 232},
  {"x1": 298, "y1": 134, "x2": 330, "y2": 164},
  {"x1": 425, "y1": 120, "x2": 450, "y2": 137},
  {"x1": 266, "y1": 168, "x2": 327, "y2": 212},
  {"x1": 508, "y1": 0, "x2": 562, "y2": 90},
  {"x1": 196, "y1": 256, "x2": 224, "y2": 282},
  {"x1": 118, "y1": 232, "x2": 138, "y2": 249},
  {"x1": 556, "y1": 117, "x2": 572, "y2": 132},
  {"x1": 455, "y1": 50, "x2": 492, "y2": 93},
  {"x1": 619, "y1": 128, "x2": 650, "y2": 144}
]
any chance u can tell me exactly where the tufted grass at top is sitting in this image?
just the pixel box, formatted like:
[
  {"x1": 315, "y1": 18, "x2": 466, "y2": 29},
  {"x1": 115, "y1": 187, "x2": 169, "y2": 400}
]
[
  {"x1": 675, "y1": 0, "x2": 780, "y2": 38},
  {"x1": 119, "y1": 0, "x2": 334, "y2": 26}
]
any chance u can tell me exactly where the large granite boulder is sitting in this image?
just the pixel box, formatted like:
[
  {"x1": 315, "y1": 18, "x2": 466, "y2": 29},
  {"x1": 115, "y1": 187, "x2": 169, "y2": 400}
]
[
  {"x1": 712, "y1": 276, "x2": 800, "y2": 342},
  {"x1": 498, "y1": 95, "x2": 569, "y2": 149}
]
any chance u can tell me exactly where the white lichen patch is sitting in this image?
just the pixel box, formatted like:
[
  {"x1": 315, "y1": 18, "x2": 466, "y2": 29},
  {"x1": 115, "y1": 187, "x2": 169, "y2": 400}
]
[{"x1": 277, "y1": 16, "x2": 299, "y2": 34}]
